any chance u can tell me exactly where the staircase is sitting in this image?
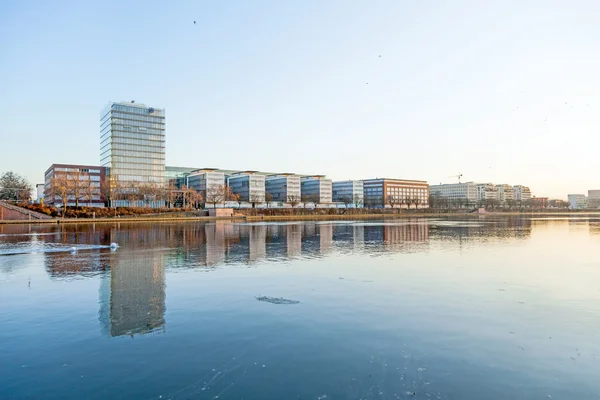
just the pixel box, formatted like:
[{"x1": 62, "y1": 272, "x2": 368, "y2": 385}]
[{"x1": 0, "y1": 201, "x2": 53, "y2": 220}]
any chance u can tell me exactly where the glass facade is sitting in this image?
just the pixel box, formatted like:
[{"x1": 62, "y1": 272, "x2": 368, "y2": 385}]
[{"x1": 100, "y1": 102, "x2": 166, "y2": 187}]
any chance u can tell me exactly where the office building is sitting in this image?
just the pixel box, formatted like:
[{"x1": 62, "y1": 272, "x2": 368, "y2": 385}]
[
  {"x1": 100, "y1": 101, "x2": 166, "y2": 189},
  {"x1": 188, "y1": 169, "x2": 226, "y2": 195},
  {"x1": 36, "y1": 184, "x2": 44, "y2": 203},
  {"x1": 476, "y1": 184, "x2": 499, "y2": 202},
  {"x1": 265, "y1": 174, "x2": 301, "y2": 204},
  {"x1": 568, "y1": 194, "x2": 588, "y2": 209},
  {"x1": 588, "y1": 190, "x2": 600, "y2": 209},
  {"x1": 301, "y1": 176, "x2": 332, "y2": 204},
  {"x1": 363, "y1": 178, "x2": 429, "y2": 208},
  {"x1": 166, "y1": 166, "x2": 198, "y2": 188},
  {"x1": 430, "y1": 182, "x2": 478, "y2": 203},
  {"x1": 332, "y1": 180, "x2": 364, "y2": 207},
  {"x1": 43, "y1": 164, "x2": 106, "y2": 207},
  {"x1": 227, "y1": 172, "x2": 266, "y2": 204},
  {"x1": 513, "y1": 185, "x2": 532, "y2": 202},
  {"x1": 496, "y1": 184, "x2": 515, "y2": 204}
]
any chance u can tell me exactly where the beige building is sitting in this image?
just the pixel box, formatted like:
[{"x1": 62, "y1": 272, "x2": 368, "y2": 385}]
[
  {"x1": 513, "y1": 185, "x2": 532, "y2": 202},
  {"x1": 363, "y1": 178, "x2": 429, "y2": 208},
  {"x1": 496, "y1": 184, "x2": 515, "y2": 204},
  {"x1": 588, "y1": 190, "x2": 600, "y2": 209},
  {"x1": 476, "y1": 184, "x2": 499, "y2": 202}
]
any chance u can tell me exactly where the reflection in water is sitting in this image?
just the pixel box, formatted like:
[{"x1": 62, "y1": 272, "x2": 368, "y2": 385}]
[{"x1": 99, "y1": 251, "x2": 166, "y2": 338}]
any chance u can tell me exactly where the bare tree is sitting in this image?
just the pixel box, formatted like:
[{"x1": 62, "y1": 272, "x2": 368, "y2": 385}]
[
  {"x1": 353, "y1": 194, "x2": 362, "y2": 209},
  {"x1": 341, "y1": 196, "x2": 352, "y2": 209},
  {"x1": 386, "y1": 195, "x2": 398, "y2": 209},
  {"x1": 249, "y1": 193, "x2": 264, "y2": 208},
  {"x1": 205, "y1": 184, "x2": 226, "y2": 208},
  {"x1": 265, "y1": 192, "x2": 273, "y2": 208},
  {"x1": 181, "y1": 185, "x2": 199, "y2": 209},
  {"x1": 51, "y1": 175, "x2": 70, "y2": 218},
  {"x1": 82, "y1": 177, "x2": 97, "y2": 207},
  {"x1": 66, "y1": 172, "x2": 87, "y2": 208},
  {"x1": 287, "y1": 194, "x2": 300, "y2": 208},
  {"x1": 413, "y1": 197, "x2": 421, "y2": 210}
]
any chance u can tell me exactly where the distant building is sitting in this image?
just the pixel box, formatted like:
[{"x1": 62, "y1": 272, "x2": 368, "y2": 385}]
[
  {"x1": 101, "y1": 101, "x2": 166, "y2": 188},
  {"x1": 227, "y1": 172, "x2": 266, "y2": 204},
  {"x1": 44, "y1": 164, "x2": 106, "y2": 207},
  {"x1": 301, "y1": 176, "x2": 333, "y2": 204},
  {"x1": 588, "y1": 190, "x2": 600, "y2": 209},
  {"x1": 188, "y1": 169, "x2": 226, "y2": 194},
  {"x1": 429, "y1": 182, "x2": 478, "y2": 203},
  {"x1": 513, "y1": 185, "x2": 532, "y2": 202},
  {"x1": 36, "y1": 184, "x2": 44, "y2": 203},
  {"x1": 496, "y1": 184, "x2": 515, "y2": 204},
  {"x1": 531, "y1": 197, "x2": 548, "y2": 208},
  {"x1": 476, "y1": 184, "x2": 499, "y2": 202},
  {"x1": 166, "y1": 166, "x2": 198, "y2": 188},
  {"x1": 265, "y1": 174, "x2": 301, "y2": 204},
  {"x1": 363, "y1": 178, "x2": 429, "y2": 208},
  {"x1": 332, "y1": 180, "x2": 364, "y2": 207},
  {"x1": 568, "y1": 194, "x2": 588, "y2": 209}
]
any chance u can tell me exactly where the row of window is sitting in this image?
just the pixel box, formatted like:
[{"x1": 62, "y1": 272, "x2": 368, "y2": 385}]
[
  {"x1": 112, "y1": 106, "x2": 165, "y2": 117},
  {"x1": 110, "y1": 118, "x2": 165, "y2": 129}
]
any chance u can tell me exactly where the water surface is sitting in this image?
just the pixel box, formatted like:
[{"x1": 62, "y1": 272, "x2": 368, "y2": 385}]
[{"x1": 1, "y1": 217, "x2": 599, "y2": 399}]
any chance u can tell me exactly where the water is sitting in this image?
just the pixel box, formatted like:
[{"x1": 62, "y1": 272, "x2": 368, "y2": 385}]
[{"x1": 1, "y1": 217, "x2": 599, "y2": 399}]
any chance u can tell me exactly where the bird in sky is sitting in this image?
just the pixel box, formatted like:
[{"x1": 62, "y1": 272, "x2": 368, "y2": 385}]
[
  {"x1": 193, "y1": 21, "x2": 196, "y2": 24},
  {"x1": 378, "y1": 55, "x2": 382, "y2": 58}
]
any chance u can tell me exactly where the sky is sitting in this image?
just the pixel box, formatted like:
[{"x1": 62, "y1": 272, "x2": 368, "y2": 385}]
[{"x1": 1, "y1": 0, "x2": 599, "y2": 198}]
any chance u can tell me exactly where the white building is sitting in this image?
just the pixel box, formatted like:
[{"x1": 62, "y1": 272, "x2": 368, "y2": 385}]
[
  {"x1": 227, "y1": 172, "x2": 266, "y2": 205},
  {"x1": 588, "y1": 190, "x2": 600, "y2": 209},
  {"x1": 332, "y1": 180, "x2": 364, "y2": 207},
  {"x1": 36, "y1": 184, "x2": 44, "y2": 203},
  {"x1": 429, "y1": 182, "x2": 478, "y2": 203},
  {"x1": 568, "y1": 194, "x2": 588, "y2": 209},
  {"x1": 301, "y1": 176, "x2": 333, "y2": 205},
  {"x1": 513, "y1": 185, "x2": 532, "y2": 202},
  {"x1": 476, "y1": 184, "x2": 499, "y2": 202},
  {"x1": 496, "y1": 184, "x2": 515, "y2": 204}
]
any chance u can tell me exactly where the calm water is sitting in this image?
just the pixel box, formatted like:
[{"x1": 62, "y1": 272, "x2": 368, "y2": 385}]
[{"x1": 1, "y1": 217, "x2": 599, "y2": 400}]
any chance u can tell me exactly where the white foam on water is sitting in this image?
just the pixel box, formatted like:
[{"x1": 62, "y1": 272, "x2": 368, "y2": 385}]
[{"x1": 0, "y1": 243, "x2": 117, "y2": 256}]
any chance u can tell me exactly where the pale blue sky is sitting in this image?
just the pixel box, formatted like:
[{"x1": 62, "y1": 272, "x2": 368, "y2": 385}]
[{"x1": 1, "y1": 0, "x2": 599, "y2": 198}]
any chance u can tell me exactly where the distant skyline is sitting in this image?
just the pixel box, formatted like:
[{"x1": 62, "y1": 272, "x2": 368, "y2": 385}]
[{"x1": 1, "y1": 0, "x2": 599, "y2": 198}]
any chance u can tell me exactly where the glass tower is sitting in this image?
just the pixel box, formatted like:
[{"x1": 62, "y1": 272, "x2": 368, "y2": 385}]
[{"x1": 100, "y1": 102, "x2": 166, "y2": 187}]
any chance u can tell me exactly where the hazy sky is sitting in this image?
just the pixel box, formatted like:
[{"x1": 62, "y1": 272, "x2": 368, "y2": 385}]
[{"x1": 1, "y1": 0, "x2": 599, "y2": 198}]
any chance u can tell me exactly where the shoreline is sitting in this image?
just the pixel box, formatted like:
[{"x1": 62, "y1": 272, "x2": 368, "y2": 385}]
[{"x1": 1, "y1": 211, "x2": 600, "y2": 225}]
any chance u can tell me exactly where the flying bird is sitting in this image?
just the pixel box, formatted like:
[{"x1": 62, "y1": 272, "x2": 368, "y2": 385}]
[
  {"x1": 378, "y1": 55, "x2": 382, "y2": 58},
  {"x1": 193, "y1": 21, "x2": 196, "y2": 24}
]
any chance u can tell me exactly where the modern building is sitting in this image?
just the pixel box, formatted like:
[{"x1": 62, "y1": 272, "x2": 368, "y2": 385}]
[
  {"x1": 227, "y1": 172, "x2": 266, "y2": 205},
  {"x1": 429, "y1": 182, "x2": 478, "y2": 203},
  {"x1": 166, "y1": 166, "x2": 198, "y2": 188},
  {"x1": 332, "y1": 180, "x2": 364, "y2": 207},
  {"x1": 531, "y1": 197, "x2": 548, "y2": 208},
  {"x1": 265, "y1": 174, "x2": 301, "y2": 204},
  {"x1": 496, "y1": 184, "x2": 515, "y2": 204},
  {"x1": 568, "y1": 194, "x2": 588, "y2": 209},
  {"x1": 476, "y1": 184, "x2": 499, "y2": 202},
  {"x1": 187, "y1": 169, "x2": 226, "y2": 204},
  {"x1": 301, "y1": 176, "x2": 332, "y2": 205},
  {"x1": 588, "y1": 190, "x2": 600, "y2": 209},
  {"x1": 513, "y1": 185, "x2": 532, "y2": 202},
  {"x1": 43, "y1": 164, "x2": 106, "y2": 207},
  {"x1": 100, "y1": 101, "x2": 166, "y2": 189},
  {"x1": 363, "y1": 178, "x2": 429, "y2": 208}
]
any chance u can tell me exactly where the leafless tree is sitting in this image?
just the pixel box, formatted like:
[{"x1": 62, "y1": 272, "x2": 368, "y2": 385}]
[
  {"x1": 353, "y1": 194, "x2": 362, "y2": 209},
  {"x1": 386, "y1": 195, "x2": 398, "y2": 209},
  {"x1": 287, "y1": 194, "x2": 300, "y2": 208},
  {"x1": 341, "y1": 196, "x2": 352, "y2": 208},
  {"x1": 265, "y1": 192, "x2": 273, "y2": 208},
  {"x1": 249, "y1": 193, "x2": 264, "y2": 208},
  {"x1": 205, "y1": 184, "x2": 227, "y2": 208},
  {"x1": 66, "y1": 171, "x2": 87, "y2": 207},
  {"x1": 51, "y1": 175, "x2": 70, "y2": 218}
]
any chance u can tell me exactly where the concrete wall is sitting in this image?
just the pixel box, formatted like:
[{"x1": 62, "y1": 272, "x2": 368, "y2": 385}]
[
  {"x1": 208, "y1": 208, "x2": 234, "y2": 217},
  {"x1": 0, "y1": 204, "x2": 31, "y2": 221}
]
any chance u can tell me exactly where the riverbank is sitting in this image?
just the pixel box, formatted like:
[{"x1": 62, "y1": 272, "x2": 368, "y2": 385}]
[{"x1": 2, "y1": 210, "x2": 599, "y2": 225}]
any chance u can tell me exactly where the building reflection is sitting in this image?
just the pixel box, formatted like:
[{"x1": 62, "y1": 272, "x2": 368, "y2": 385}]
[{"x1": 99, "y1": 248, "x2": 166, "y2": 338}]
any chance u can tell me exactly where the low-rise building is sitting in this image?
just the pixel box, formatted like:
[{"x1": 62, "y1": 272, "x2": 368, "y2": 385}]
[
  {"x1": 227, "y1": 172, "x2": 266, "y2": 205},
  {"x1": 332, "y1": 180, "x2": 364, "y2": 207},
  {"x1": 363, "y1": 178, "x2": 429, "y2": 208},
  {"x1": 265, "y1": 174, "x2": 301, "y2": 204},
  {"x1": 44, "y1": 164, "x2": 106, "y2": 207},
  {"x1": 513, "y1": 185, "x2": 532, "y2": 202},
  {"x1": 476, "y1": 184, "x2": 499, "y2": 202},
  {"x1": 429, "y1": 182, "x2": 478, "y2": 203},
  {"x1": 588, "y1": 190, "x2": 600, "y2": 209},
  {"x1": 188, "y1": 169, "x2": 226, "y2": 205},
  {"x1": 166, "y1": 166, "x2": 198, "y2": 188},
  {"x1": 531, "y1": 197, "x2": 548, "y2": 208},
  {"x1": 496, "y1": 184, "x2": 515, "y2": 204},
  {"x1": 36, "y1": 184, "x2": 45, "y2": 203},
  {"x1": 568, "y1": 194, "x2": 588, "y2": 209},
  {"x1": 301, "y1": 176, "x2": 332, "y2": 205}
]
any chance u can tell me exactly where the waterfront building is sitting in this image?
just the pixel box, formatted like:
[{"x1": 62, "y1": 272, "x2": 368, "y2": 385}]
[
  {"x1": 429, "y1": 182, "x2": 478, "y2": 203},
  {"x1": 588, "y1": 190, "x2": 600, "y2": 209},
  {"x1": 43, "y1": 164, "x2": 106, "y2": 207},
  {"x1": 496, "y1": 184, "x2": 515, "y2": 204},
  {"x1": 362, "y1": 178, "x2": 429, "y2": 208},
  {"x1": 476, "y1": 184, "x2": 499, "y2": 202},
  {"x1": 100, "y1": 102, "x2": 166, "y2": 190},
  {"x1": 332, "y1": 180, "x2": 364, "y2": 207},
  {"x1": 265, "y1": 174, "x2": 301, "y2": 204},
  {"x1": 187, "y1": 169, "x2": 226, "y2": 197},
  {"x1": 227, "y1": 172, "x2": 266, "y2": 204},
  {"x1": 36, "y1": 184, "x2": 44, "y2": 203},
  {"x1": 166, "y1": 166, "x2": 198, "y2": 188},
  {"x1": 531, "y1": 197, "x2": 548, "y2": 208},
  {"x1": 513, "y1": 185, "x2": 532, "y2": 202},
  {"x1": 301, "y1": 176, "x2": 333, "y2": 204},
  {"x1": 568, "y1": 194, "x2": 588, "y2": 209}
]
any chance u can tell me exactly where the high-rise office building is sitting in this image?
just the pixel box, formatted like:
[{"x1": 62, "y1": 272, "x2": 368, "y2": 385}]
[{"x1": 100, "y1": 101, "x2": 166, "y2": 189}]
